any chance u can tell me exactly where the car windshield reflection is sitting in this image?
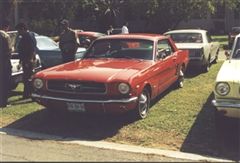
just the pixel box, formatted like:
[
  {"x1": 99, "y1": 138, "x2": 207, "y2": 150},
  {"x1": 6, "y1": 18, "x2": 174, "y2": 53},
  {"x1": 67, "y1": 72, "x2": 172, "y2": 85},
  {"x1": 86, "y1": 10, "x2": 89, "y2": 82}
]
[
  {"x1": 36, "y1": 37, "x2": 59, "y2": 50},
  {"x1": 84, "y1": 39, "x2": 154, "y2": 60},
  {"x1": 167, "y1": 33, "x2": 203, "y2": 43}
]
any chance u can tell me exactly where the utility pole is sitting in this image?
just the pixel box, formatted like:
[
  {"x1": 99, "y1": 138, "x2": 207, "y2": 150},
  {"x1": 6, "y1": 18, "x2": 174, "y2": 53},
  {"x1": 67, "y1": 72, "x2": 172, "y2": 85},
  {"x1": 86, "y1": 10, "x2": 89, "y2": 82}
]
[{"x1": 14, "y1": 0, "x2": 19, "y2": 26}]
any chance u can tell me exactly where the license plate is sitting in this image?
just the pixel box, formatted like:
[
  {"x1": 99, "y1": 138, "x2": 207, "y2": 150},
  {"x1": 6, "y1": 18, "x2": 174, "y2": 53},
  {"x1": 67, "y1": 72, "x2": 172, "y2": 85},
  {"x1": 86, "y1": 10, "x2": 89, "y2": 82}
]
[{"x1": 67, "y1": 103, "x2": 85, "y2": 112}]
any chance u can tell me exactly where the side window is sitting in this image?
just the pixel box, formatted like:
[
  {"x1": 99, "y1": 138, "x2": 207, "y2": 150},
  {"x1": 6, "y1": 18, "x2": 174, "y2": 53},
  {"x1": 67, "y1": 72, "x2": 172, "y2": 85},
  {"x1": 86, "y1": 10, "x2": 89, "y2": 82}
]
[
  {"x1": 206, "y1": 32, "x2": 212, "y2": 43},
  {"x1": 157, "y1": 39, "x2": 174, "y2": 59}
]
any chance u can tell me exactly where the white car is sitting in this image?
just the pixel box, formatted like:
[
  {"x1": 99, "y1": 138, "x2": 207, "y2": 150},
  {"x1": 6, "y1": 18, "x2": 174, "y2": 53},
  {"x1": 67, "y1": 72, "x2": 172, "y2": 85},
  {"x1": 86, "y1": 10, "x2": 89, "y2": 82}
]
[
  {"x1": 212, "y1": 34, "x2": 240, "y2": 119},
  {"x1": 164, "y1": 29, "x2": 220, "y2": 72},
  {"x1": 10, "y1": 53, "x2": 42, "y2": 90}
]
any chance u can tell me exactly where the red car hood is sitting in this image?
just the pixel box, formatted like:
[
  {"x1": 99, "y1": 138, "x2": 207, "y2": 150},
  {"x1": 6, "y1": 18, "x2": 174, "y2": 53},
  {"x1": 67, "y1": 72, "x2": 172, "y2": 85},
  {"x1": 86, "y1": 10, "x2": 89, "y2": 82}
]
[{"x1": 37, "y1": 59, "x2": 153, "y2": 82}]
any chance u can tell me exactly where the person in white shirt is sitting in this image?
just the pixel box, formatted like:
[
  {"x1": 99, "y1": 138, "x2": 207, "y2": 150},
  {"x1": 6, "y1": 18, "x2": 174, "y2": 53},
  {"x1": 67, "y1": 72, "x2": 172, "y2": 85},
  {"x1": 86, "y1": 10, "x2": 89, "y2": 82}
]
[{"x1": 121, "y1": 22, "x2": 129, "y2": 34}]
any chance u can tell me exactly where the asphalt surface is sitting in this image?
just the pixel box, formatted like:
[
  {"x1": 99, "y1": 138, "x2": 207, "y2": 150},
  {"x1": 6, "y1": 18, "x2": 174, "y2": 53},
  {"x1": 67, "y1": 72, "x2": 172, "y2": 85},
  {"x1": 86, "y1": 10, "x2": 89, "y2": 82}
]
[
  {"x1": 0, "y1": 128, "x2": 231, "y2": 162},
  {"x1": 1, "y1": 132, "x2": 190, "y2": 162}
]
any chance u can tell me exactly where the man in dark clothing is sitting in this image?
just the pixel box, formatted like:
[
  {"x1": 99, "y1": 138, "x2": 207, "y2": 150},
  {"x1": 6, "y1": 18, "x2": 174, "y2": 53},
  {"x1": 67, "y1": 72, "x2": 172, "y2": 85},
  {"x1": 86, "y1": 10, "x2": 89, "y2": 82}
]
[
  {"x1": 59, "y1": 19, "x2": 79, "y2": 63},
  {"x1": 0, "y1": 20, "x2": 12, "y2": 108},
  {"x1": 15, "y1": 23, "x2": 36, "y2": 99}
]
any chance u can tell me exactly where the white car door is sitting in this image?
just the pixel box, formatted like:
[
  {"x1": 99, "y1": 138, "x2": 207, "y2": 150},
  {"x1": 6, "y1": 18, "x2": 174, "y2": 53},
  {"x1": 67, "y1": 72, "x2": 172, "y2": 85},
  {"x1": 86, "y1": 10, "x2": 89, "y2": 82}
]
[{"x1": 206, "y1": 32, "x2": 219, "y2": 62}]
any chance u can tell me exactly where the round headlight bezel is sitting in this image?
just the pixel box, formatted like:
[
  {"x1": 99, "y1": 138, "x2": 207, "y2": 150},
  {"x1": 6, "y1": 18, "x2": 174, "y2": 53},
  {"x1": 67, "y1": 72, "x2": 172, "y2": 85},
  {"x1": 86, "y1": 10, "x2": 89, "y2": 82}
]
[
  {"x1": 118, "y1": 83, "x2": 130, "y2": 94},
  {"x1": 33, "y1": 78, "x2": 44, "y2": 89},
  {"x1": 215, "y1": 82, "x2": 230, "y2": 96}
]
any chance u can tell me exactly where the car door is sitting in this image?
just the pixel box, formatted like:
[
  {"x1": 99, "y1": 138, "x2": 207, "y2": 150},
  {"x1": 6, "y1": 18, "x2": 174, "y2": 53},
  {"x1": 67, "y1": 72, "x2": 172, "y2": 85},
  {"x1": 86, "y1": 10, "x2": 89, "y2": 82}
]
[
  {"x1": 206, "y1": 32, "x2": 219, "y2": 62},
  {"x1": 155, "y1": 39, "x2": 178, "y2": 94}
]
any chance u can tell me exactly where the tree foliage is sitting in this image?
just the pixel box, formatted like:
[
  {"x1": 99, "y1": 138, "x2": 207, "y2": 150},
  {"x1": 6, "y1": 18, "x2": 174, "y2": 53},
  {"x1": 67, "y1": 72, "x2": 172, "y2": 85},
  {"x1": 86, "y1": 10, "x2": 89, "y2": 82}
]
[{"x1": 1, "y1": 0, "x2": 240, "y2": 35}]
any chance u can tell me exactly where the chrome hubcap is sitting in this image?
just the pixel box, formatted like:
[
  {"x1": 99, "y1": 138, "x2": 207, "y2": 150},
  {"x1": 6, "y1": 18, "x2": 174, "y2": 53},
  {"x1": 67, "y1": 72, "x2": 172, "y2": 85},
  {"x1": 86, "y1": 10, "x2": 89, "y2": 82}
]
[{"x1": 139, "y1": 91, "x2": 148, "y2": 117}]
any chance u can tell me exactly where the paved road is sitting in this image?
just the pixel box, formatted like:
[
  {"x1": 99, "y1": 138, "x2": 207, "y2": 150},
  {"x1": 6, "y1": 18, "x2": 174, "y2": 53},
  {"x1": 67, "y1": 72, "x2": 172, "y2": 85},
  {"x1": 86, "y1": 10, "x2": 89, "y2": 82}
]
[
  {"x1": 0, "y1": 133, "x2": 190, "y2": 162},
  {"x1": 0, "y1": 128, "x2": 231, "y2": 162}
]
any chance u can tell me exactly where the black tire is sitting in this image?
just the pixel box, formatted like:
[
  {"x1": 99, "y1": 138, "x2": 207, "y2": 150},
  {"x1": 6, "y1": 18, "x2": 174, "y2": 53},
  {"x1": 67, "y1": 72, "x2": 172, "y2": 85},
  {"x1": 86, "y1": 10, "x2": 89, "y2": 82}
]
[
  {"x1": 202, "y1": 57, "x2": 210, "y2": 73},
  {"x1": 213, "y1": 49, "x2": 219, "y2": 64},
  {"x1": 176, "y1": 65, "x2": 185, "y2": 88},
  {"x1": 134, "y1": 88, "x2": 150, "y2": 119}
]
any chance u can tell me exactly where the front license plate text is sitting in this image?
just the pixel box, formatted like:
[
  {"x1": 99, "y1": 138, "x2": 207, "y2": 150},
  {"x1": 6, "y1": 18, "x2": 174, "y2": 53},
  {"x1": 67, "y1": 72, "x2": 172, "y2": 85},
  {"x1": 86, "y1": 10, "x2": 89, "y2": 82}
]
[{"x1": 67, "y1": 103, "x2": 85, "y2": 112}]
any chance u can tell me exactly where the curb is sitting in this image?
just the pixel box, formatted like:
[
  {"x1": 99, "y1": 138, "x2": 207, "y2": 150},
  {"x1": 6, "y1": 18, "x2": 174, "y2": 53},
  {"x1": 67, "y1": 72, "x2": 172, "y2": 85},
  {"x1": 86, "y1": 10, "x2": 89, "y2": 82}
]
[{"x1": 0, "y1": 127, "x2": 232, "y2": 162}]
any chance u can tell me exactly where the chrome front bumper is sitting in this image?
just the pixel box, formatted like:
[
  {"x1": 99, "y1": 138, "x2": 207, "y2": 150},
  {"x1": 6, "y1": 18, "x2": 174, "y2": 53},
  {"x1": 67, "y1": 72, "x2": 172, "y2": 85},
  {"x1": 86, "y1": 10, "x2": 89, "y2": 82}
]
[
  {"x1": 31, "y1": 93, "x2": 138, "y2": 104},
  {"x1": 212, "y1": 99, "x2": 240, "y2": 118},
  {"x1": 212, "y1": 99, "x2": 240, "y2": 108}
]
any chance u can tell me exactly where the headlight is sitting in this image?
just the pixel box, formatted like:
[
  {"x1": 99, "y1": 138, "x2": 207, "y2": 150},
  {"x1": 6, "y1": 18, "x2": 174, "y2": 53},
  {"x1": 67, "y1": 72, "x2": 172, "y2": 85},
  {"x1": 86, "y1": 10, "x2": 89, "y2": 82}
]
[
  {"x1": 216, "y1": 82, "x2": 230, "y2": 96},
  {"x1": 118, "y1": 83, "x2": 130, "y2": 94},
  {"x1": 33, "y1": 78, "x2": 44, "y2": 89}
]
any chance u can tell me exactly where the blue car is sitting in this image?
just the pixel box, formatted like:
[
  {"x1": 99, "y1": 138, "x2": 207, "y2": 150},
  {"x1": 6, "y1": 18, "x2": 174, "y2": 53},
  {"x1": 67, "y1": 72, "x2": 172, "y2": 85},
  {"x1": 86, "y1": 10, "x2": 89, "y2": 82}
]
[
  {"x1": 9, "y1": 31, "x2": 86, "y2": 69},
  {"x1": 35, "y1": 35, "x2": 86, "y2": 69}
]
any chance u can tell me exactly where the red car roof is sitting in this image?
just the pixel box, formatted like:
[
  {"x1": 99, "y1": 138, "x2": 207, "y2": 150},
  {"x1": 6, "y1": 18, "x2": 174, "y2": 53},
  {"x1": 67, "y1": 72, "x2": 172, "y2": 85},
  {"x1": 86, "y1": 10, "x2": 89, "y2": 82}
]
[
  {"x1": 76, "y1": 31, "x2": 105, "y2": 37},
  {"x1": 99, "y1": 33, "x2": 167, "y2": 41}
]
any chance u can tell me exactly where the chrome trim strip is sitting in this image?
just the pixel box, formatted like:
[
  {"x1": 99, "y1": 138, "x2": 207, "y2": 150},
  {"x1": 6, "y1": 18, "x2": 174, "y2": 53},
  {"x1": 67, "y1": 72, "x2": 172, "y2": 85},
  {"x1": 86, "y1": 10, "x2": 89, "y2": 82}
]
[
  {"x1": 11, "y1": 71, "x2": 23, "y2": 76},
  {"x1": 32, "y1": 93, "x2": 138, "y2": 103},
  {"x1": 212, "y1": 99, "x2": 240, "y2": 108},
  {"x1": 46, "y1": 81, "x2": 108, "y2": 95}
]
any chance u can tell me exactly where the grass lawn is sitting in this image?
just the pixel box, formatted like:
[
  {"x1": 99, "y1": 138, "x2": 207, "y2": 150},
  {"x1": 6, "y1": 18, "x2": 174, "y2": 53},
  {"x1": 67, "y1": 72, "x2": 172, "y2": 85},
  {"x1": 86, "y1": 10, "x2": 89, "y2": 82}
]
[
  {"x1": 1, "y1": 61, "x2": 239, "y2": 160},
  {"x1": 212, "y1": 35, "x2": 228, "y2": 49}
]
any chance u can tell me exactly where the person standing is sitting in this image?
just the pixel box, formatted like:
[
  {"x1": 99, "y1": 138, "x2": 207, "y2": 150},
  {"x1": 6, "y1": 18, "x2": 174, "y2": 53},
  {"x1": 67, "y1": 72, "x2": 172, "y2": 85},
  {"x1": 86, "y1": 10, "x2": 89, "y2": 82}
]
[
  {"x1": 15, "y1": 23, "x2": 36, "y2": 99},
  {"x1": 121, "y1": 22, "x2": 129, "y2": 34},
  {"x1": 107, "y1": 25, "x2": 114, "y2": 35},
  {"x1": 59, "y1": 19, "x2": 79, "y2": 63},
  {"x1": 0, "y1": 20, "x2": 12, "y2": 108}
]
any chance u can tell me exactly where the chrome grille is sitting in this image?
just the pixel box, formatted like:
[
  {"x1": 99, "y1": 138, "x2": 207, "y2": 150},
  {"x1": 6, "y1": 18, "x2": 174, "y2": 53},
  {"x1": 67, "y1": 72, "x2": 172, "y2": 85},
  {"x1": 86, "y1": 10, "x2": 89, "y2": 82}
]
[{"x1": 47, "y1": 80, "x2": 106, "y2": 94}]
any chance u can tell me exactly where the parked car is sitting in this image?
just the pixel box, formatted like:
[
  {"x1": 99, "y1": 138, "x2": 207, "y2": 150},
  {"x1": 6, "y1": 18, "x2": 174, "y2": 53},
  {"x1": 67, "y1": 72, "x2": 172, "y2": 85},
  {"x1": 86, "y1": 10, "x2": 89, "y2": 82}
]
[
  {"x1": 8, "y1": 31, "x2": 86, "y2": 69},
  {"x1": 7, "y1": 31, "x2": 42, "y2": 90},
  {"x1": 31, "y1": 34, "x2": 189, "y2": 119},
  {"x1": 212, "y1": 34, "x2": 240, "y2": 120},
  {"x1": 228, "y1": 26, "x2": 240, "y2": 49},
  {"x1": 164, "y1": 29, "x2": 220, "y2": 72},
  {"x1": 10, "y1": 53, "x2": 42, "y2": 90},
  {"x1": 35, "y1": 35, "x2": 86, "y2": 69},
  {"x1": 75, "y1": 30, "x2": 106, "y2": 48}
]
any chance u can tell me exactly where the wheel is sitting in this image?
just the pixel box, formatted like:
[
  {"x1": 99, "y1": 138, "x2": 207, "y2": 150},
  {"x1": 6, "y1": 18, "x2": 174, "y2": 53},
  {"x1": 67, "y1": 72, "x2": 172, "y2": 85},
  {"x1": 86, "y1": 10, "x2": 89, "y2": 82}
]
[
  {"x1": 134, "y1": 88, "x2": 150, "y2": 119},
  {"x1": 176, "y1": 65, "x2": 185, "y2": 88},
  {"x1": 213, "y1": 49, "x2": 219, "y2": 64},
  {"x1": 202, "y1": 57, "x2": 210, "y2": 73}
]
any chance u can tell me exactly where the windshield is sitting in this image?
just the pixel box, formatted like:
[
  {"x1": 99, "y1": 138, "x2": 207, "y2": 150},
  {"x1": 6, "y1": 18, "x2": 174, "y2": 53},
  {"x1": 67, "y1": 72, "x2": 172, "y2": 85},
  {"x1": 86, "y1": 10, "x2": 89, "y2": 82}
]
[
  {"x1": 231, "y1": 27, "x2": 240, "y2": 34},
  {"x1": 84, "y1": 39, "x2": 154, "y2": 60},
  {"x1": 232, "y1": 37, "x2": 240, "y2": 59},
  {"x1": 36, "y1": 37, "x2": 58, "y2": 50},
  {"x1": 167, "y1": 33, "x2": 203, "y2": 43}
]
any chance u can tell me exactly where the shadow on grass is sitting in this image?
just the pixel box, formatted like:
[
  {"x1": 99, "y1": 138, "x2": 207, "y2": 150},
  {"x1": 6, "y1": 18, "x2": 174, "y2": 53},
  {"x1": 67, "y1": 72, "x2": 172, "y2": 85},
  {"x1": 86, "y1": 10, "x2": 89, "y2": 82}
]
[
  {"x1": 180, "y1": 92, "x2": 240, "y2": 161},
  {"x1": 185, "y1": 68, "x2": 203, "y2": 79},
  {"x1": 4, "y1": 107, "x2": 137, "y2": 141}
]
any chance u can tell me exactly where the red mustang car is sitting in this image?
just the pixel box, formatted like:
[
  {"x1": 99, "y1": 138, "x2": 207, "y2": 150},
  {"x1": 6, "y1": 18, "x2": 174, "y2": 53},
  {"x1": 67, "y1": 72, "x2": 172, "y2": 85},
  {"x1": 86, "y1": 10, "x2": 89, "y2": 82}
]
[
  {"x1": 31, "y1": 34, "x2": 189, "y2": 119},
  {"x1": 76, "y1": 30, "x2": 106, "y2": 48}
]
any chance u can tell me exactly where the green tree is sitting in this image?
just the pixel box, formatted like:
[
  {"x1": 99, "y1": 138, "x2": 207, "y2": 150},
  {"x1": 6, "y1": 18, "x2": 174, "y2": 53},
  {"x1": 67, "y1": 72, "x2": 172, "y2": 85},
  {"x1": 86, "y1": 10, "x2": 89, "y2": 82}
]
[{"x1": 126, "y1": 0, "x2": 240, "y2": 33}]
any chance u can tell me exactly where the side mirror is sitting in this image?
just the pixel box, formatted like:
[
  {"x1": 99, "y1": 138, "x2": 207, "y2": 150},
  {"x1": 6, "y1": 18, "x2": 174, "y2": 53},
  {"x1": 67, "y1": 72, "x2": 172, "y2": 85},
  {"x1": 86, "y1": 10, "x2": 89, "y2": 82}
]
[{"x1": 225, "y1": 50, "x2": 230, "y2": 59}]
